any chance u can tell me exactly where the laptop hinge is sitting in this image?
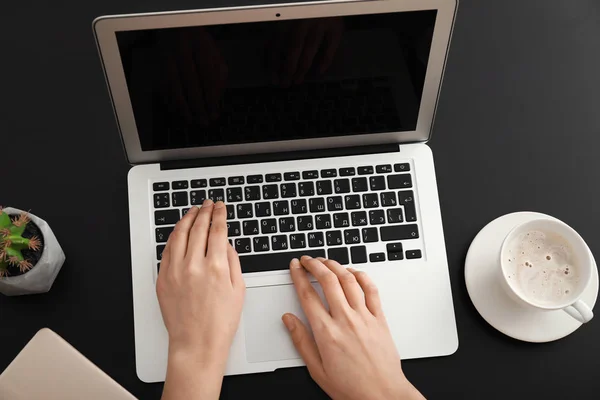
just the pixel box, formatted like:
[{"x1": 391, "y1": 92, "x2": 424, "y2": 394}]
[{"x1": 160, "y1": 144, "x2": 399, "y2": 171}]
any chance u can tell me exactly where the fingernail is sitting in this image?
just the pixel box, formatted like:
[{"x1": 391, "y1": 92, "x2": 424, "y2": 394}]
[
  {"x1": 214, "y1": 201, "x2": 225, "y2": 209},
  {"x1": 203, "y1": 199, "x2": 214, "y2": 207},
  {"x1": 290, "y1": 258, "x2": 301, "y2": 268},
  {"x1": 282, "y1": 314, "x2": 296, "y2": 332}
]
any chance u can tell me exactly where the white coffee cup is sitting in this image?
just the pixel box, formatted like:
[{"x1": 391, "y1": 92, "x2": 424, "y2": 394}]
[{"x1": 499, "y1": 218, "x2": 594, "y2": 323}]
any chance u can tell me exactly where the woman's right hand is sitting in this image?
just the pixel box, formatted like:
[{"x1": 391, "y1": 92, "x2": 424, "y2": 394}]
[{"x1": 282, "y1": 256, "x2": 425, "y2": 400}]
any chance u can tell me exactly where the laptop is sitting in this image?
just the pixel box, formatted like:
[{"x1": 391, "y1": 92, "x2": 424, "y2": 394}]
[{"x1": 93, "y1": 0, "x2": 459, "y2": 383}]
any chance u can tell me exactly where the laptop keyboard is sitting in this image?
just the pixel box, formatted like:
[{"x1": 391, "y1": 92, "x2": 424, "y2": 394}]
[{"x1": 153, "y1": 163, "x2": 421, "y2": 274}]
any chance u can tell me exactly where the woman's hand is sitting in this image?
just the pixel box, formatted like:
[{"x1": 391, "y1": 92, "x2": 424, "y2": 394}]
[
  {"x1": 283, "y1": 256, "x2": 425, "y2": 400},
  {"x1": 157, "y1": 200, "x2": 245, "y2": 400}
]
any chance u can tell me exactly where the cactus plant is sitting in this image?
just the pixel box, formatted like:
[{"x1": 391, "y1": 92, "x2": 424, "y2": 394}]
[{"x1": 0, "y1": 208, "x2": 42, "y2": 278}]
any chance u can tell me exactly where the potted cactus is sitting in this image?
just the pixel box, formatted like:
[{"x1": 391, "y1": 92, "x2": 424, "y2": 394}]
[{"x1": 0, "y1": 207, "x2": 65, "y2": 296}]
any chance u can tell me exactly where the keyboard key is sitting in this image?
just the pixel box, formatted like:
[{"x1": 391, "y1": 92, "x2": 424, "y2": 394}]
[
  {"x1": 321, "y1": 169, "x2": 337, "y2": 178},
  {"x1": 398, "y1": 191, "x2": 417, "y2": 222},
  {"x1": 387, "y1": 174, "x2": 413, "y2": 189},
  {"x1": 237, "y1": 203, "x2": 253, "y2": 218},
  {"x1": 328, "y1": 247, "x2": 349, "y2": 265},
  {"x1": 394, "y1": 163, "x2": 410, "y2": 172},
  {"x1": 157, "y1": 245, "x2": 166, "y2": 260},
  {"x1": 370, "y1": 176, "x2": 386, "y2": 191},
  {"x1": 263, "y1": 184, "x2": 279, "y2": 200},
  {"x1": 271, "y1": 235, "x2": 289, "y2": 251},
  {"x1": 153, "y1": 182, "x2": 169, "y2": 191},
  {"x1": 339, "y1": 167, "x2": 356, "y2": 176},
  {"x1": 291, "y1": 199, "x2": 308, "y2": 214},
  {"x1": 227, "y1": 221, "x2": 241, "y2": 237},
  {"x1": 298, "y1": 182, "x2": 315, "y2": 197},
  {"x1": 190, "y1": 190, "x2": 206, "y2": 205},
  {"x1": 351, "y1": 211, "x2": 368, "y2": 226},
  {"x1": 351, "y1": 246, "x2": 367, "y2": 264},
  {"x1": 406, "y1": 249, "x2": 422, "y2": 259},
  {"x1": 172, "y1": 191, "x2": 188, "y2": 207},
  {"x1": 389, "y1": 252, "x2": 404, "y2": 261},
  {"x1": 226, "y1": 205, "x2": 235, "y2": 220},
  {"x1": 279, "y1": 217, "x2": 296, "y2": 232},
  {"x1": 380, "y1": 192, "x2": 397, "y2": 207},
  {"x1": 362, "y1": 227, "x2": 379, "y2": 243},
  {"x1": 297, "y1": 216, "x2": 314, "y2": 231},
  {"x1": 273, "y1": 200, "x2": 290, "y2": 216},
  {"x1": 370, "y1": 252, "x2": 386, "y2": 262},
  {"x1": 255, "y1": 202, "x2": 272, "y2": 217},
  {"x1": 387, "y1": 242, "x2": 404, "y2": 261},
  {"x1": 376, "y1": 164, "x2": 392, "y2": 173},
  {"x1": 358, "y1": 166, "x2": 374, "y2": 175},
  {"x1": 387, "y1": 208, "x2": 404, "y2": 223},
  {"x1": 333, "y1": 212, "x2": 350, "y2": 228},
  {"x1": 369, "y1": 210, "x2": 386, "y2": 225},
  {"x1": 253, "y1": 236, "x2": 270, "y2": 252},
  {"x1": 155, "y1": 209, "x2": 180, "y2": 225},
  {"x1": 266, "y1": 173, "x2": 282, "y2": 182},
  {"x1": 156, "y1": 227, "x2": 174, "y2": 243},
  {"x1": 154, "y1": 193, "x2": 170, "y2": 208},
  {"x1": 239, "y1": 249, "x2": 325, "y2": 273},
  {"x1": 326, "y1": 230, "x2": 343, "y2": 246},
  {"x1": 228, "y1": 176, "x2": 245, "y2": 185},
  {"x1": 309, "y1": 197, "x2": 326, "y2": 213},
  {"x1": 157, "y1": 263, "x2": 161, "y2": 273},
  {"x1": 381, "y1": 224, "x2": 419, "y2": 241},
  {"x1": 344, "y1": 229, "x2": 361, "y2": 244},
  {"x1": 243, "y1": 220, "x2": 260, "y2": 235},
  {"x1": 261, "y1": 218, "x2": 278, "y2": 234},
  {"x1": 363, "y1": 193, "x2": 379, "y2": 208},
  {"x1": 280, "y1": 183, "x2": 297, "y2": 198},
  {"x1": 245, "y1": 186, "x2": 261, "y2": 201},
  {"x1": 334, "y1": 179, "x2": 351, "y2": 194},
  {"x1": 290, "y1": 233, "x2": 307, "y2": 249},
  {"x1": 327, "y1": 196, "x2": 344, "y2": 211},
  {"x1": 172, "y1": 180, "x2": 188, "y2": 189},
  {"x1": 303, "y1": 170, "x2": 319, "y2": 179},
  {"x1": 209, "y1": 178, "x2": 226, "y2": 187},
  {"x1": 182, "y1": 208, "x2": 191, "y2": 216},
  {"x1": 316, "y1": 180, "x2": 333, "y2": 195},
  {"x1": 308, "y1": 232, "x2": 325, "y2": 248},
  {"x1": 284, "y1": 172, "x2": 301, "y2": 181},
  {"x1": 315, "y1": 214, "x2": 332, "y2": 230},
  {"x1": 227, "y1": 187, "x2": 243, "y2": 202},
  {"x1": 208, "y1": 189, "x2": 225, "y2": 202},
  {"x1": 235, "y1": 238, "x2": 252, "y2": 254},
  {"x1": 247, "y1": 174, "x2": 263, "y2": 184},
  {"x1": 345, "y1": 195, "x2": 361, "y2": 210},
  {"x1": 191, "y1": 179, "x2": 207, "y2": 188},
  {"x1": 352, "y1": 177, "x2": 369, "y2": 192}
]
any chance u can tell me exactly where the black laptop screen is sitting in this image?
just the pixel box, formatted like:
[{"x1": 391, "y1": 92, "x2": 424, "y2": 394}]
[{"x1": 116, "y1": 10, "x2": 437, "y2": 151}]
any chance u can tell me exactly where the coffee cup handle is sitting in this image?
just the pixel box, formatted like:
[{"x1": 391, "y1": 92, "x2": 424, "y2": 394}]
[{"x1": 563, "y1": 300, "x2": 594, "y2": 323}]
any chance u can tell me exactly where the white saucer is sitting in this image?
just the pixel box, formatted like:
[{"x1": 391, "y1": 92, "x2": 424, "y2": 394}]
[{"x1": 465, "y1": 212, "x2": 598, "y2": 342}]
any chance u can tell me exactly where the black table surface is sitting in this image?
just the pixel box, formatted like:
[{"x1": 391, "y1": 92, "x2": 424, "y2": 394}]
[{"x1": 2, "y1": 0, "x2": 600, "y2": 398}]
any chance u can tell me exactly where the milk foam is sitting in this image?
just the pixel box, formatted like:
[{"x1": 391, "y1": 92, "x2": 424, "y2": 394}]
[{"x1": 504, "y1": 230, "x2": 580, "y2": 306}]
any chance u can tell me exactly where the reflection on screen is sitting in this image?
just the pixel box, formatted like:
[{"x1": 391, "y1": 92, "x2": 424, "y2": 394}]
[{"x1": 116, "y1": 10, "x2": 437, "y2": 151}]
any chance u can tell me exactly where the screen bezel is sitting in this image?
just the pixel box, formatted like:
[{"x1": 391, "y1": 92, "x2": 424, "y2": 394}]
[{"x1": 93, "y1": 0, "x2": 457, "y2": 164}]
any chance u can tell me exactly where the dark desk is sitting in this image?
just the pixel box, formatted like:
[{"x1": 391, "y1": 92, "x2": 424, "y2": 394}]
[{"x1": 2, "y1": 1, "x2": 599, "y2": 398}]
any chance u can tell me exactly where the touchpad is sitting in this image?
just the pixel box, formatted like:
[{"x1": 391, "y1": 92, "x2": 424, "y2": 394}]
[{"x1": 244, "y1": 283, "x2": 325, "y2": 363}]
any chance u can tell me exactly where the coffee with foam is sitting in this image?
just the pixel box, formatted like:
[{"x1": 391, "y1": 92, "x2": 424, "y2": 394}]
[{"x1": 504, "y1": 230, "x2": 580, "y2": 306}]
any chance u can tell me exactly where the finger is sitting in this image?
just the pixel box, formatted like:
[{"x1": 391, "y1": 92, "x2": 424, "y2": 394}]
[
  {"x1": 348, "y1": 268, "x2": 383, "y2": 317},
  {"x1": 293, "y1": 25, "x2": 325, "y2": 85},
  {"x1": 168, "y1": 206, "x2": 200, "y2": 262},
  {"x1": 280, "y1": 21, "x2": 310, "y2": 87},
  {"x1": 227, "y1": 243, "x2": 244, "y2": 289},
  {"x1": 282, "y1": 313, "x2": 324, "y2": 379},
  {"x1": 206, "y1": 201, "x2": 229, "y2": 265},
  {"x1": 290, "y1": 258, "x2": 332, "y2": 325},
  {"x1": 300, "y1": 256, "x2": 350, "y2": 317},
  {"x1": 317, "y1": 258, "x2": 365, "y2": 311},
  {"x1": 317, "y1": 21, "x2": 343, "y2": 74},
  {"x1": 186, "y1": 199, "x2": 214, "y2": 260}
]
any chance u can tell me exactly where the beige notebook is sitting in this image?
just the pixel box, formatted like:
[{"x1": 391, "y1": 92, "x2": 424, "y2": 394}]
[{"x1": 0, "y1": 328, "x2": 137, "y2": 400}]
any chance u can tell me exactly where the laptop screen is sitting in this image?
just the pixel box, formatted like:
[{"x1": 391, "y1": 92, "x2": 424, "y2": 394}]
[{"x1": 116, "y1": 10, "x2": 437, "y2": 151}]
